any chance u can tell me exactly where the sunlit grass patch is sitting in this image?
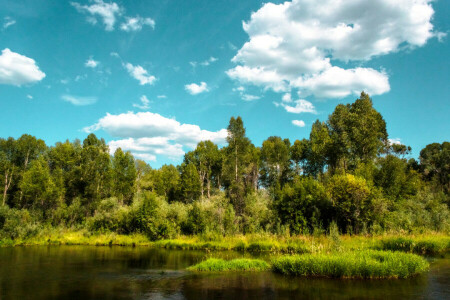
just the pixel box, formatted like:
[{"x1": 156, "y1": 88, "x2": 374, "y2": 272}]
[
  {"x1": 188, "y1": 258, "x2": 270, "y2": 272},
  {"x1": 272, "y1": 250, "x2": 429, "y2": 279}
]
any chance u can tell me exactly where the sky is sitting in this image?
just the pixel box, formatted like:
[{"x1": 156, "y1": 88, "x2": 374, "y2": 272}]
[{"x1": 0, "y1": 0, "x2": 449, "y2": 167}]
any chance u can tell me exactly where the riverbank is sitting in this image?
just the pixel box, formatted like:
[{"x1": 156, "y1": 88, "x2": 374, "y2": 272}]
[{"x1": 1, "y1": 229, "x2": 449, "y2": 256}]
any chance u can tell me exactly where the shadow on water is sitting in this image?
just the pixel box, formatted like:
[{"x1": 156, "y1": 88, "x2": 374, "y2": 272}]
[{"x1": 0, "y1": 246, "x2": 448, "y2": 300}]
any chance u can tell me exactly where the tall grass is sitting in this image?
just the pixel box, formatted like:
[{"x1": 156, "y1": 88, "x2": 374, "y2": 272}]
[
  {"x1": 188, "y1": 258, "x2": 270, "y2": 272},
  {"x1": 377, "y1": 236, "x2": 450, "y2": 255},
  {"x1": 272, "y1": 250, "x2": 429, "y2": 279}
]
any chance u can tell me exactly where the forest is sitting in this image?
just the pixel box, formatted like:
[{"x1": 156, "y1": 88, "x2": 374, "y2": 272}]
[{"x1": 0, "y1": 92, "x2": 449, "y2": 242}]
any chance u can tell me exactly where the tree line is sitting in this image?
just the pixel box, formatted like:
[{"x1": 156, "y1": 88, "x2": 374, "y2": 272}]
[{"x1": 1, "y1": 92, "x2": 449, "y2": 240}]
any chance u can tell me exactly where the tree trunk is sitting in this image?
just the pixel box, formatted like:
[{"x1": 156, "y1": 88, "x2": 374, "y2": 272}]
[{"x1": 206, "y1": 177, "x2": 211, "y2": 198}]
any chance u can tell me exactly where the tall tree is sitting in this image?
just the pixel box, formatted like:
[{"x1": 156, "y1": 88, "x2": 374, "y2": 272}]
[
  {"x1": 112, "y1": 148, "x2": 137, "y2": 204},
  {"x1": 260, "y1": 136, "x2": 292, "y2": 192},
  {"x1": 179, "y1": 162, "x2": 201, "y2": 203},
  {"x1": 223, "y1": 116, "x2": 253, "y2": 214},
  {"x1": 419, "y1": 142, "x2": 450, "y2": 193}
]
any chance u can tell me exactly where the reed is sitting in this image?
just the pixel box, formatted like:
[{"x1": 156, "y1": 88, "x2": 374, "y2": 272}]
[
  {"x1": 272, "y1": 250, "x2": 429, "y2": 279},
  {"x1": 188, "y1": 258, "x2": 270, "y2": 272}
]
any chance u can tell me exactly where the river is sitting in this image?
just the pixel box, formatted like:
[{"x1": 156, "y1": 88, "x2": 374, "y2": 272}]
[{"x1": 0, "y1": 246, "x2": 448, "y2": 299}]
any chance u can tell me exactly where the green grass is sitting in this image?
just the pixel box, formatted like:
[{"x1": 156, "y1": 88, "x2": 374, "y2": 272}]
[
  {"x1": 272, "y1": 250, "x2": 429, "y2": 279},
  {"x1": 188, "y1": 258, "x2": 270, "y2": 272},
  {"x1": 377, "y1": 236, "x2": 450, "y2": 255}
]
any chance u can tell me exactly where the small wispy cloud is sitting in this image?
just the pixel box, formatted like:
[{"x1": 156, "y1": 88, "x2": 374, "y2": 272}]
[
  {"x1": 3, "y1": 17, "x2": 16, "y2": 29},
  {"x1": 120, "y1": 16, "x2": 155, "y2": 31},
  {"x1": 133, "y1": 95, "x2": 151, "y2": 110},
  {"x1": 62, "y1": 94, "x2": 97, "y2": 106},
  {"x1": 124, "y1": 62, "x2": 156, "y2": 85}
]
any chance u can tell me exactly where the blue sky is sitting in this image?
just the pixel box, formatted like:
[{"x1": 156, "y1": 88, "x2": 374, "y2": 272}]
[{"x1": 1, "y1": 0, "x2": 449, "y2": 167}]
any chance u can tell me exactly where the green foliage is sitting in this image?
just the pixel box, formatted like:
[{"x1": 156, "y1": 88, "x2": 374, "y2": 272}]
[
  {"x1": 188, "y1": 258, "x2": 270, "y2": 272},
  {"x1": 419, "y1": 142, "x2": 450, "y2": 194},
  {"x1": 272, "y1": 250, "x2": 429, "y2": 278},
  {"x1": 0, "y1": 93, "x2": 448, "y2": 240},
  {"x1": 378, "y1": 236, "x2": 450, "y2": 255},
  {"x1": 276, "y1": 177, "x2": 331, "y2": 234},
  {"x1": 260, "y1": 136, "x2": 292, "y2": 191},
  {"x1": 112, "y1": 148, "x2": 137, "y2": 204},
  {"x1": 179, "y1": 162, "x2": 201, "y2": 203},
  {"x1": 327, "y1": 174, "x2": 380, "y2": 233},
  {"x1": 0, "y1": 206, "x2": 39, "y2": 240}
]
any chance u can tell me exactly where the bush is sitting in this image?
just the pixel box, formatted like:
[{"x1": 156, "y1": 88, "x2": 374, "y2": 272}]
[{"x1": 0, "y1": 206, "x2": 40, "y2": 240}]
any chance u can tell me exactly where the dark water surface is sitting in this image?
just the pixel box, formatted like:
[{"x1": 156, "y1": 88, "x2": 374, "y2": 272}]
[{"x1": 0, "y1": 246, "x2": 448, "y2": 299}]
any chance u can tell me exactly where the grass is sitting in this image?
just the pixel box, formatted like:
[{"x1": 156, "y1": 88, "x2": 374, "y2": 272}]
[
  {"x1": 271, "y1": 250, "x2": 429, "y2": 279},
  {"x1": 377, "y1": 236, "x2": 450, "y2": 255},
  {"x1": 188, "y1": 258, "x2": 270, "y2": 272},
  {"x1": 1, "y1": 229, "x2": 448, "y2": 258},
  {"x1": 154, "y1": 236, "x2": 310, "y2": 254},
  {"x1": 0, "y1": 229, "x2": 152, "y2": 247}
]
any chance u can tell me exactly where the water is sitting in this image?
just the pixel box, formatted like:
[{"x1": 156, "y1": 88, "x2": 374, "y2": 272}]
[{"x1": 0, "y1": 246, "x2": 448, "y2": 299}]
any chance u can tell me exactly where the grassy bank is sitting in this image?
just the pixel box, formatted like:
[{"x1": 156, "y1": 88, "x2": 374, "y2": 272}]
[
  {"x1": 188, "y1": 258, "x2": 270, "y2": 272},
  {"x1": 272, "y1": 250, "x2": 429, "y2": 279},
  {"x1": 1, "y1": 230, "x2": 449, "y2": 257}
]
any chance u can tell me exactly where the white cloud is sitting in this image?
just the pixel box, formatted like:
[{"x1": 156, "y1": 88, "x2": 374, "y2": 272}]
[
  {"x1": 3, "y1": 17, "x2": 16, "y2": 29},
  {"x1": 0, "y1": 48, "x2": 46, "y2": 86},
  {"x1": 84, "y1": 111, "x2": 228, "y2": 161},
  {"x1": 227, "y1": 0, "x2": 441, "y2": 98},
  {"x1": 157, "y1": 94, "x2": 167, "y2": 99},
  {"x1": 389, "y1": 138, "x2": 402, "y2": 145},
  {"x1": 62, "y1": 94, "x2": 97, "y2": 106},
  {"x1": 280, "y1": 99, "x2": 316, "y2": 114},
  {"x1": 124, "y1": 63, "x2": 156, "y2": 85},
  {"x1": 120, "y1": 16, "x2": 155, "y2": 31},
  {"x1": 71, "y1": 0, "x2": 122, "y2": 31},
  {"x1": 108, "y1": 138, "x2": 183, "y2": 161},
  {"x1": 133, "y1": 95, "x2": 151, "y2": 110},
  {"x1": 185, "y1": 82, "x2": 209, "y2": 95},
  {"x1": 292, "y1": 67, "x2": 390, "y2": 98},
  {"x1": 85, "y1": 58, "x2": 99, "y2": 68},
  {"x1": 292, "y1": 120, "x2": 305, "y2": 127},
  {"x1": 26, "y1": 94, "x2": 33, "y2": 100}
]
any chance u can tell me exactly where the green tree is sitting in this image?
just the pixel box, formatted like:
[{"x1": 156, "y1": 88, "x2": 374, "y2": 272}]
[
  {"x1": 419, "y1": 142, "x2": 450, "y2": 194},
  {"x1": 179, "y1": 162, "x2": 201, "y2": 203},
  {"x1": 327, "y1": 174, "x2": 377, "y2": 233},
  {"x1": 112, "y1": 148, "x2": 137, "y2": 204},
  {"x1": 19, "y1": 157, "x2": 61, "y2": 214},
  {"x1": 291, "y1": 138, "x2": 309, "y2": 175},
  {"x1": 260, "y1": 136, "x2": 292, "y2": 193},
  {"x1": 223, "y1": 116, "x2": 253, "y2": 214},
  {"x1": 275, "y1": 177, "x2": 331, "y2": 234},
  {"x1": 306, "y1": 120, "x2": 331, "y2": 177}
]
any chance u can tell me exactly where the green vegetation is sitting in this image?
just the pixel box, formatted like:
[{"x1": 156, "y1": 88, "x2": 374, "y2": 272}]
[
  {"x1": 271, "y1": 251, "x2": 429, "y2": 279},
  {"x1": 188, "y1": 258, "x2": 270, "y2": 272},
  {"x1": 378, "y1": 236, "x2": 450, "y2": 255},
  {"x1": 1, "y1": 92, "x2": 449, "y2": 247}
]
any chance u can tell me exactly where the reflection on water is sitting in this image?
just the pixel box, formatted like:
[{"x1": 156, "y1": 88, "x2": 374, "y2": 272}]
[{"x1": 0, "y1": 246, "x2": 448, "y2": 299}]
